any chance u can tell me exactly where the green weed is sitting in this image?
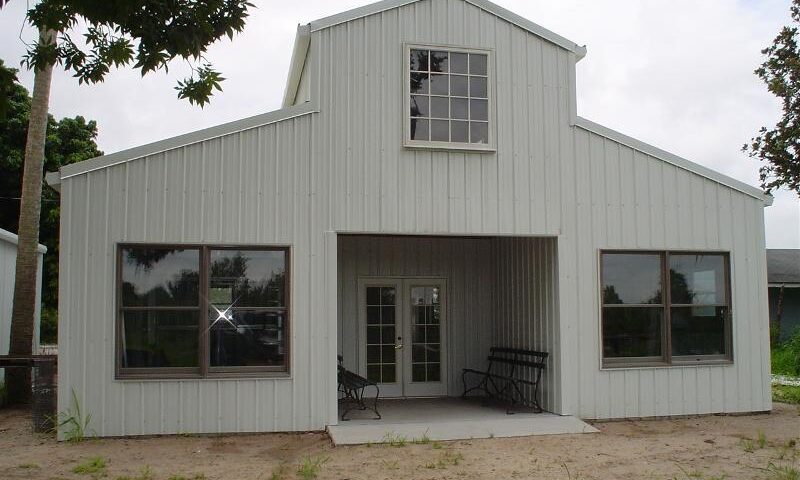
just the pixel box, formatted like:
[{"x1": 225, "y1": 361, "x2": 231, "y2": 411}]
[
  {"x1": 766, "y1": 461, "x2": 800, "y2": 480},
  {"x1": 167, "y1": 474, "x2": 206, "y2": 480},
  {"x1": 742, "y1": 438, "x2": 756, "y2": 453},
  {"x1": 72, "y1": 457, "x2": 107, "y2": 477},
  {"x1": 759, "y1": 431, "x2": 769, "y2": 449},
  {"x1": 56, "y1": 389, "x2": 94, "y2": 442},
  {"x1": 114, "y1": 466, "x2": 154, "y2": 480},
  {"x1": 774, "y1": 385, "x2": 800, "y2": 405},
  {"x1": 296, "y1": 456, "x2": 329, "y2": 480},
  {"x1": 381, "y1": 431, "x2": 408, "y2": 447},
  {"x1": 268, "y1": 463, "x2": 287, "y2": 480}
]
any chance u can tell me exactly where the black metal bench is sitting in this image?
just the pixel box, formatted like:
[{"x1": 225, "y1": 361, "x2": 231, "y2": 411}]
[
  {"x1": 337, "y1": 355, "x2": 380, "y2": 421},
  {"x1": 461, "y1": 347, "x2": 548, "y2": 413}
]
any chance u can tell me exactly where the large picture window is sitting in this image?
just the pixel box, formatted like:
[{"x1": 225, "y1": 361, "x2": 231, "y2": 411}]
[
  {"x1": 405, "y1": 44, "x2": 494, "y2": 150},
  {"x1": 601, "y1": 251, "x2": 731, "y2": 367},
  {"x1": 117, "y1": 244, "x2": 289, "y2": 378}
]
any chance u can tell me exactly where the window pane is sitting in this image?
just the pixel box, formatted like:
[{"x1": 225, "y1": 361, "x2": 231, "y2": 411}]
[
  {"x1": 209, "y1": 310, "x2": 286, "y2": 367},
  {"x1": 450, "y1": 75, "x2": 468, "y2": 96},
  {"x1": 470, "y1": 122, "x2": 488, "y2": 144},
  {"x1": 430, "y1": 50, "x2": 449, "y2": 72},
  {"x1": 431, "y1": 120, "x2": 449, "y2": 141},
  {"x1": 430, "y1": 96, "x2": 449, "y2": 118},
  {"x1": 121, "y1": 247, "x2": 199, "y2": 307},
  {"x1": 601, "y1": 253, "x2": 663, "y2": 305},
  {"x1": 410, "y1": 73, "x2": 429, "y2": 94},
  {"x1": 602, "y1": 307, "x2": 662, "y2": 358},
  {"x1": 410, "y1": 49, "x2": 429, "y2": 71},
  {"x1": 410, "y1": 118, "x2": 429, "y2": 141},
  {"x1": 671, "y1": 306, "x2": 727, "y2": 356},
  {"x1": 122, "y1": 311, "x2": 198, "y2": 368},
  {"x1": 451, "y1": 98, "x2": 468, "y2": 119},
  {"x1": 410, "y1": 95, "x2": 429, "y2": 117},
  {"x1": 470, "y1": 76, "x2": 487, "y2": 98},
  {"x1": 209, "y1": 249, "x2": 286, "y2": 308},
  {"x1": 429, "y1": 74, "x2": 448, "y2": 95},
  {"x1": 470, "y1": 99, "x2": 488, "y2": 121},
  {"x1": 451, "y1": 120, "x2": 468, "y2": 142},
  {"x1": 669, "y1": 254, "x2": 726, "y2": 305},
  {"x1": 450, "y1": 52, "x2": 468, "y2": 74},
  {"x1": 469, "y1": 53, "x2": 487, "y2": 75}
]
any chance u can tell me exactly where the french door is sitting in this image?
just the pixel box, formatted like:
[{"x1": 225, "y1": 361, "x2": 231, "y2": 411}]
[{"x1": 357, "y1": 278, "x2": 447, "y2": 397}]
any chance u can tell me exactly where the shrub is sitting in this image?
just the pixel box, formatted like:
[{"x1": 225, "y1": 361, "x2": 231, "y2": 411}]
[{"x1": 773, "y1": 329, "x2": 800, "y2": 377}]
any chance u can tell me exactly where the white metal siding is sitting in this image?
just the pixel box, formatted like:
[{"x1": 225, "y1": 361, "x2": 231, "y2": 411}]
[
  {"x1": 492, "y1": 236, "x2": 559, "y2": 413},
  {"x1": 0, "y1": 231, "x2": 44, "y2": 385},
  {"x1": 56, "y1": 0, "x2": 771, "y2": 435},
  {"x1": 56, "y1": 115, "x2": 332, "y2": 437}
]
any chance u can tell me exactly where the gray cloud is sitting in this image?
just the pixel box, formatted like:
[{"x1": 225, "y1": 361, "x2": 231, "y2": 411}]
[{"x1": 1, "y1": 0, "x2": 797, "y2": 246}]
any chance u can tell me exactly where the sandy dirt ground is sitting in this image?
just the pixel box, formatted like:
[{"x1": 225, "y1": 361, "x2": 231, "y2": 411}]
[{"x1": 1, "y1": 403, "x2": 799, "y2": 480}]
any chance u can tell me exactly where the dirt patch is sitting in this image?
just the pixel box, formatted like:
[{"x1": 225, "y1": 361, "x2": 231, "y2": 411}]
[{"x1": 1, "y1": 404, "x2": 799, "y2": 479}]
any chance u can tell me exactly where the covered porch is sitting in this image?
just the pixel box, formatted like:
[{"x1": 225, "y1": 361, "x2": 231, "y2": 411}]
[{"x1": 333, "y1": 234, "x2": 581, "y2": 442}]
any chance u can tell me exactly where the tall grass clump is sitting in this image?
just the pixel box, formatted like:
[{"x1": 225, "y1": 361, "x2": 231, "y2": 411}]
[{"x1": 773, "y1": 329, "x2": 800, "y2": 377}]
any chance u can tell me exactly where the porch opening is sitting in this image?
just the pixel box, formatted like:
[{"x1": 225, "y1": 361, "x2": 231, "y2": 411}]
[{"x1": 333, "y1": 234, "x2": 590, "y2": 442}]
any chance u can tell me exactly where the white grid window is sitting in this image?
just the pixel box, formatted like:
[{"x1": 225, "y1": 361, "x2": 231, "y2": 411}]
[{"x1": 407, "y1": 47, "x2": 491, "y2": 147}]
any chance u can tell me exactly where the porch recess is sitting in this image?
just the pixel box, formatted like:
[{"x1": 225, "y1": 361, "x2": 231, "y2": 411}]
[{"x1": 336, "y1": 234, "x2": 561, "y2": 414}]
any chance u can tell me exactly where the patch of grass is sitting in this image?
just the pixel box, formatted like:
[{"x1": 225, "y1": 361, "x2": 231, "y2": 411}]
[
  {"x1": 766, "y1": 461, "x2": 800, "y2": 480},
  {"x1": 72, "y1": 457, "x2": 107, "y2": 477},
  {"x1": 742, "y1": 438, "x2": 756, "y2": 453},
  {"x1": 381, "y1": 431, "x2": 408, "y2": 447},
  {"x1": 380, "y1": 459, "x2": 399, "y2": 470},
  {"x1": 427, "y1": 450, "x2": 464, "y2": 470},
  {"x1": 759, "y1": 430, "x2": 769, "y2": 449},
  {"x1": 672, "y1": 465, "x2": 728, "y2": 480},
  {"x1": 774, "y1": 385, "x2": 800, "y2": 405},
  {"x1": 296, "y1": 456, "x2": 329, "y2": 480},
  {"x1": 412, "y1": 431, "x2": 431, "y2": 444},
  {"x1": 268, "y1": 463, "x2": 288, "y2": 480},
  {"x1": 431, "y1": 441, "x2": 443, "y2": 450},
  {"x1": 56, "y1": 389, "x2": 94, "y2": 442}
]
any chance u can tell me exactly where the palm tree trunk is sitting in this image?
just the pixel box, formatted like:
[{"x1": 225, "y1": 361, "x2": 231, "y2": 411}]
[{"x1": 7, "y1": 28, "x2": 56, "y2": 405}]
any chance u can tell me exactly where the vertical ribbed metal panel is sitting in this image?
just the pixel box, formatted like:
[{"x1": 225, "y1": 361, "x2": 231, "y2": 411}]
[
  {"x1": 492, "y1": 237, "x2": 560, "y2": 412},
  {"x1": 57, "y1": 116, "x2": 325, "y2": 437},
  {"x1": 56, "y1": 0, "x2": 771, "y2": 436}
]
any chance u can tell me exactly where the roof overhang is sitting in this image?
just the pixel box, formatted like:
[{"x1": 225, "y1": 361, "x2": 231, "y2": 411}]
[
  {"x1": 281, "y1": 24, "x2": 312, "y2": 108},
  {"x1": 0, "y1": 228, "x2": 47, "y2": 254}
]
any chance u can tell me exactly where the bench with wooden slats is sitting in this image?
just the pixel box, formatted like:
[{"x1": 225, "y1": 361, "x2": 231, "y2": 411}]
[{"x1": 462, "y1": 347, "x2": 548, "y2": 413}]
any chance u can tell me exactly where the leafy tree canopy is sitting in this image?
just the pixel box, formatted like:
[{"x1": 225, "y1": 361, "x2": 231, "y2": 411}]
[
  {"x1": 4, "y1": 0, "x2": 253, "y2": 106},
  {"x1": 745, "y1": 0, "x2": 800, "y2": 194},
  {"x1": 0, "y1": 58, "x2": 102, "y2": 342}
]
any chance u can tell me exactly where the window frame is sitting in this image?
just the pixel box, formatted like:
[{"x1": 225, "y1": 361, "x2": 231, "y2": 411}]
[
  {"x1": 403, "y1": 43, "x2": 496, "y2": 152},
  {"x1": 115, "y1": 243, "x2": 291, "y2": 380},
  {"x1": 599, "y1": 250, "x2": 733, "y2": 369}
]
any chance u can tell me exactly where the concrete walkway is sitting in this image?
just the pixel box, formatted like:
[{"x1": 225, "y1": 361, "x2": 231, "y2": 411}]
[{"x1": 327, "y1": 397, "x2": 599, "y2": 445}]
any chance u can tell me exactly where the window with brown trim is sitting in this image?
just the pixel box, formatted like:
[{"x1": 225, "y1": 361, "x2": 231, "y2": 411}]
[
  {"x1": 117, "y1": 244, "x2": 290, "y2": 379},
  {"x1": 601, "y1": 251, "x2": 731, "y2": 367}
]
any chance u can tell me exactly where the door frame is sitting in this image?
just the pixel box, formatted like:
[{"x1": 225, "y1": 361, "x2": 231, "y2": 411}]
[{"x1": 357, "y1": 276, "x2": 448, "y2": 398}]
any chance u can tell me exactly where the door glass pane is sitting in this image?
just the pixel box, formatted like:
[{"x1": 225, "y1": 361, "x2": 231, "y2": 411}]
[
  {"x1": 410, "y1": 285, "x2": 442, "y2": 383},
  {"x1": 365, "y1": 286, "x2": 397, "y2": 383}
]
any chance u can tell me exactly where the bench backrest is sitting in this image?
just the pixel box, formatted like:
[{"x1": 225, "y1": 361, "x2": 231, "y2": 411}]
[{"x1": 486, "y1": 347, "x2": 548, "y2": 375}]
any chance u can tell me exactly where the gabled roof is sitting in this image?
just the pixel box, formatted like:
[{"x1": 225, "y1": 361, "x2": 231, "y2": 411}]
[
  {"x1": 282, "y1": 0, "x2": 587, "y2": 107},
  {"x1": 767, "y1": 249, "x2": 800, "y2": 285},
  {"x1": 575, "y1": 117, "x2": 773, "y2": 206}
]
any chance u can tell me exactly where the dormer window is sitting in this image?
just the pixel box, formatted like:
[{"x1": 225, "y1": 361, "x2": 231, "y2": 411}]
[{"x1": 405, "y1": 45, "x2": 494, "y2": 151}]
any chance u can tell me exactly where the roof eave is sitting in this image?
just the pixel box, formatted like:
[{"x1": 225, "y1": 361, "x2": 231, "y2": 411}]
[
  {"x1": 281, "y1": 24, "x2": 312, "y2": 108},
  {"x1": 575, "y1": 117, "x2": 772, "y2": 206},
  {"x1": 307, "y1": 0, "x2": 586, "y2": 57}
]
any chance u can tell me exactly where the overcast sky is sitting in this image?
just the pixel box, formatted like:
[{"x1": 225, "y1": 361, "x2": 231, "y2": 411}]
[{"x1": 1, "y1": 0, "x2": 798, "y2": 247}]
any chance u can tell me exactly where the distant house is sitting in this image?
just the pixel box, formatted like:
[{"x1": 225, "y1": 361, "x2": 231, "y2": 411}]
[
  {"x1": 45, "y1": 0, "x2": 773, "y2": 438},
  {"x1": 0, "y1": 228, "x2": 46, "y2": 385},
  {"x1": 767, "y1": 249, "x2": 800, "y2": 342}
]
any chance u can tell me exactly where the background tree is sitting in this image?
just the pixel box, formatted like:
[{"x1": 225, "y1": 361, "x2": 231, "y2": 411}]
[
  {"x1": 0, "y1": 0, "x2": 253, "y2": 404},
  {"x1": 744, "y1": 0, "x2": 800, "y2": 194},
  {"x1": 0, "y1": 59, "x2": 102, "y2": 344}
]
